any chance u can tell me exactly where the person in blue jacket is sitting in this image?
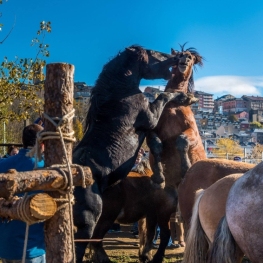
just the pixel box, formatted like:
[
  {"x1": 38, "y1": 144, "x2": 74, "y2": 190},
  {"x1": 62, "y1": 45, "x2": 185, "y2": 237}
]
[{"x1": 0, "y1": 124, "x2": 46, "y2": 263}]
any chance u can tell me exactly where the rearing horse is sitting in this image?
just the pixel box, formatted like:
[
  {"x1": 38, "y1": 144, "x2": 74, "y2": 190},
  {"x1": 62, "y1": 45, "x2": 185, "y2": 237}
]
[
  {"x1": 72, "y1": 45, "x2": 195, "y2": 262},
  {"x1": 148, "y1": 45, "x2": 205, "y2": 188},
  {"x1": 134, "y1": 45, "x2": 205, "y2": 263}
]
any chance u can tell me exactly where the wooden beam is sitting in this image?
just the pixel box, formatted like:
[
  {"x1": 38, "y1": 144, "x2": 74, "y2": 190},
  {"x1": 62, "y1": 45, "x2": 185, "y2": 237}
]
[
  {"x1": 0, "y1": 166, "x2": 93, "y2": 200},
  {"x1": 0, "y1": 193, "x2": 57, "y2": 222}
]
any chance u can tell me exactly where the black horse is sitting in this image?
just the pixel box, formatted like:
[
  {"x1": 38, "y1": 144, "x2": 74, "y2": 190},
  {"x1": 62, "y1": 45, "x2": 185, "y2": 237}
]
[{"x1": 72, "y1": 45, "x2": 195, "y2": 262}]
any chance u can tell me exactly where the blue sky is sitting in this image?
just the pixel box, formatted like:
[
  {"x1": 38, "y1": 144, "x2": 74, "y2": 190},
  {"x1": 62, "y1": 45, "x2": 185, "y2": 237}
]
[{"x1": 1, "y1": 0, "x2": 263, "y2": 99}]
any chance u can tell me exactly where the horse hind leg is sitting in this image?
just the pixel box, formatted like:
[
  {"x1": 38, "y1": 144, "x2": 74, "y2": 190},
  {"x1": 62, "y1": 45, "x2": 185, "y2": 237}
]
[
  {"x1": 147, "y1": 131, "x2": 165, "y2": 187},
  {"x1": 138, "y1": 218, "x2": 153, "y2": 263},
  {"x1": 139, "y1": 216, "x2": 158, "y2": 263},
  {"x1": 176, "y1": 134, "x2": 191, "y2": 179}
]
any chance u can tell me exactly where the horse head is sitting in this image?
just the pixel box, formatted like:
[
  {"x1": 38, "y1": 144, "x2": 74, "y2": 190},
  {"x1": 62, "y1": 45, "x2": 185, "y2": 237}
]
[
  {"x1": 165, "y1": 44, "x2": 203, "y2": 93},
  {"x1": 125, "y1": 45, "x2": 179, "y2": 81}
]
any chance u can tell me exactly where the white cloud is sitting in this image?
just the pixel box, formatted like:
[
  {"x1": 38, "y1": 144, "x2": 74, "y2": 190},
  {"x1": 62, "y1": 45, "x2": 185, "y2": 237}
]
[
  {"x1": 195, "y1": 76, "x2": 263, "y2": 98},
  {"x1": 139, "y1": 76, "x2": 263, "y2": 99}
]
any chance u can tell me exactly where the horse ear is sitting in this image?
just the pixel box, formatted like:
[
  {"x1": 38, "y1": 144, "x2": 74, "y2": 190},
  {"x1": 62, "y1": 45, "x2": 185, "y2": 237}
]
[{"x1": 171, "y1": 48, "x2": 177, "y2": 55}]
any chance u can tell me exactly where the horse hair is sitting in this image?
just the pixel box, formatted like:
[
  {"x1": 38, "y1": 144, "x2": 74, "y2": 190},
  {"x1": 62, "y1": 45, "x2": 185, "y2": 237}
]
[
  {"x1": 208, "y1": 216, "x2": 237, "y2": 263},
  {"x1": 182, "y1": 189, "x2": 210, "y2": 263},
  {"x1": 178, "y1": 43, "x2": 203, "y2": 93}
]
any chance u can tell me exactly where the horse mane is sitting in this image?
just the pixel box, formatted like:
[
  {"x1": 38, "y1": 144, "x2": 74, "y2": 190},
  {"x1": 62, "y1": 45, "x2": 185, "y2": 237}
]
[
  {"x1": 178, "y1": 43, "x2": 204, "y2": 93},
  {"x1": 85, "y1": 45, "x2": 147, "y2": 130}
]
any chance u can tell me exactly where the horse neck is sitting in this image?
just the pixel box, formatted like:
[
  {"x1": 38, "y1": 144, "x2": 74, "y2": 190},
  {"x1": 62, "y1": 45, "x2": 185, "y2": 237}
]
[
  {"x1": 165, "y1": 74, "x2": 189, "y2": 94},
  {"x1": 95, "y1": 55, "x2": 142, "y2": 97}
]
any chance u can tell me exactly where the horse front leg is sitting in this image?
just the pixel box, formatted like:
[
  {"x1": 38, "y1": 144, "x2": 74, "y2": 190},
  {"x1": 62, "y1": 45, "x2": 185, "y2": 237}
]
[
  {"x1": 147, "y1": 131, "x2": 165, "y2": 187},
  {"x1": 73, "y1": 184, "x2": 103, "y2": 263},
  {"x1": 176, "y1": 134, "x2": 191, "y2": 179},
  {"x1": 90, "y1": 216, "x2": 118, "y2": 263}
]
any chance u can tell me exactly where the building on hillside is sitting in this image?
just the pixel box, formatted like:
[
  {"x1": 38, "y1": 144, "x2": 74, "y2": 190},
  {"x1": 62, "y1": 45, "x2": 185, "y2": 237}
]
[
  {"x1": 239, "y1": 121, "x2": 250, "y2": 131},
  {"x1": 249, "y1": 109, "x2": 263, "y2": 123},
  {"x1": 143, "y1": 86, "x2": 162, "y2": 102},
  {"x1": 144, "y1": 86, "x2": 162, "y2": 96},
  {"x1": 213, "y1": 94, "x2": 235, "y2": 113},
  {"x1": 252, "y1": 129, "x2": 263, "y2": 144},
  {"x1": 74, "y1": 82, "x2": 93, "y2": 104},
  {"x1": 143, "y1": 92, "x2": 156, "y2": 102},
  {"x1": 234, "y1": 111, "x2": 249, "y2": 120},
  {"x1": 222, "y1": 98, "x2": 248, "y2": 113},
  {"x1": 242, "y1": 95, "x2": 263, "y2": 123},
  {"x1": 193, "y1": 91, "x2": 214, "y2": 113}
]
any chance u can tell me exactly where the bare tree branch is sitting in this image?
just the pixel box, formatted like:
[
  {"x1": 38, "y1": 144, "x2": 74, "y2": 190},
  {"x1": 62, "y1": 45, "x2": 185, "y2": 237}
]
[{"x1": 0, "y1": 16, "x2": 16, "y2": 44}]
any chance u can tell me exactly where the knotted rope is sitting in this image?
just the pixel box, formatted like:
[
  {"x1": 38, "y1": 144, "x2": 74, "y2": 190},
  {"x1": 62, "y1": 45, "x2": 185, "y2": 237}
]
[
  {"x1": 22, "y1": 108, "x2": 80, "y2": 263},
  {"x1": 18, "y1": 192, "x2": 47, "y2": 263}
]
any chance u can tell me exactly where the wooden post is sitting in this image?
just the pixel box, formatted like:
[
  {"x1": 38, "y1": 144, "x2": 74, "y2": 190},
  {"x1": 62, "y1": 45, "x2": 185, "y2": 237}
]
[{"x1": 44, "y1": 63, "x2": 75, "y2": 263}]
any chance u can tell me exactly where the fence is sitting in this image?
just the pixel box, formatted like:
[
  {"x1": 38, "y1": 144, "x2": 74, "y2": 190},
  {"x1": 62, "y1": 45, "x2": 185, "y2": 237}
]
[{"x1": 207, "y1": 152, "x2": 263, "y2": 164}]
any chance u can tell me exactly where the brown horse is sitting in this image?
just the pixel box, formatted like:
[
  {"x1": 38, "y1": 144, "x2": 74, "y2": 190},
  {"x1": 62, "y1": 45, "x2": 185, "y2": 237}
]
[
  {"x1": 182, "y1": 173, "x2": 244, "y2": 263},
  {"x1": 89, "y1": 157, "x2": 178, "y2": 263},
  {"x1": 178, "y1": 159, "x2": 254, "y2": 232},
  {"x1": 208, "y1": 161, "x2": 263, "y2": 263},
  {"x1": 135, "y1": 45, "x2": 204, "y2": 259},
  {"x1": 149, "y1": 45, "x2": 205, "y2": 187}
]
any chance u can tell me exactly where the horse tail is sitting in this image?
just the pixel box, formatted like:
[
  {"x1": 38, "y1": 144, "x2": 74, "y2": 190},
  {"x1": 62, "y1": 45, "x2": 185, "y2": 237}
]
[
  {"x1": 182, "y1": 189, "x2": 210, "y2": 263},
  {"x1": 208, "y1": 216, "x2": 238, "y2": 263}
]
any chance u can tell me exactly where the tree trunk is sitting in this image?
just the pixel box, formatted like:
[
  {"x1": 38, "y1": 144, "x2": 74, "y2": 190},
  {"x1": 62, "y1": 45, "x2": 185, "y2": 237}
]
[
  {"x1": 44, "y1": 63, "x2": 76, "y2": 263},
  {"x1": 0, "y1": 166, "x2": 93, "y2": 200},
  {"x1": 0, "y1": 193, "x2": 57, "y2": 222}
]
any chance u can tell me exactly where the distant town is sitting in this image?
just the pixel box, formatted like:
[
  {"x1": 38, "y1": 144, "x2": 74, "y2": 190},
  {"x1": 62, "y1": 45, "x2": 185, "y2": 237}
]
[{"x1": 74, "y1": 82, "x2": 263, "y2": 163}]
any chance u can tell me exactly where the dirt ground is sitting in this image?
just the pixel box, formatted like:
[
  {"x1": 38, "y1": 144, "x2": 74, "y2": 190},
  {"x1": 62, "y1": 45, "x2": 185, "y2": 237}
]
[
  {"x1": 83, "y1": 224, "x2": 184, "y2": 263},
  {"x1": 82, "y1": 224, "x2": 252, "y2": 263}
]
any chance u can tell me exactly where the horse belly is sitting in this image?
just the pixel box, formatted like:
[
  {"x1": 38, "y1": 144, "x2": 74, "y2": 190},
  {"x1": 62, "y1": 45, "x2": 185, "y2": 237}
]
[{"x1": 116, "y1": 177, "x2": 155, "y2": 223}]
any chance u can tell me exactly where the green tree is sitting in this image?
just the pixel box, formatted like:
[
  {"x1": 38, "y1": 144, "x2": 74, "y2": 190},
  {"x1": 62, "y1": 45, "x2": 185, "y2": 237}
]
[
  {"x1": 0, "y1": 21, "x2": 51, "y2": 122},
  {"x1": 250, "y1": 121, "x2": 263, "y2": 129},
  {"x1": 73, "y1": 118, "x2": 84, "y2": 143},
  {"x1": 246, "y1": 143, "x2": 263, "y2": 164},
  {"x1": 213, "y1": 138, "x2": 243, "y2": 159},
  {"x1": 228, "y1": 114, "x2": 238, "y2": 122}
]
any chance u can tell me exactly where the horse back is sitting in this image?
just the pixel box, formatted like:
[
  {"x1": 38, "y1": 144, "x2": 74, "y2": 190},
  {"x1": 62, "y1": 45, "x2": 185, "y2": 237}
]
[{"x1": 178, "y1": 159, "x2": 254, "y2": 230}]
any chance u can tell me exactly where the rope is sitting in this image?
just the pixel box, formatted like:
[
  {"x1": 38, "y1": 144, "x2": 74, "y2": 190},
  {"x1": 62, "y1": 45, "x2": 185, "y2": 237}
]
[
  {"x1": 26, "y1": 110, "x2": 76, "y2": 168},
  {"x1": 17, "y1": 193, "x2": 44, "y2": 225},
  {"x1": 18, "y1": 192, "x2": 46, "y2": 263},
  {"x1": 42, "y1": 109, "x2": 77, "y2": 262},
  {"x1": 25, "y1": 109, "x2": 79, "y2": 262},
  {"x1": 22, "y1": 222, "x2": 29, "y2": 263}
]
